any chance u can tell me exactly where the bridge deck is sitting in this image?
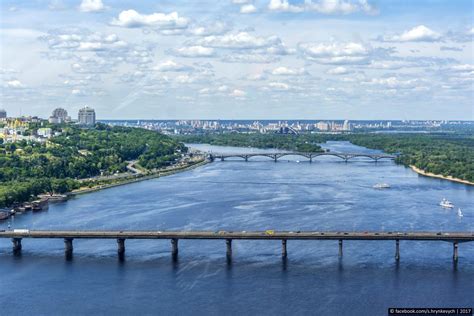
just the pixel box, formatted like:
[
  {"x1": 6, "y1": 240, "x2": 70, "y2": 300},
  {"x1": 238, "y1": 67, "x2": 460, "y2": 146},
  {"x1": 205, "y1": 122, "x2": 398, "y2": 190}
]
[{"x1": 1, "y1": 231, "x2": 473, "y2": 241}]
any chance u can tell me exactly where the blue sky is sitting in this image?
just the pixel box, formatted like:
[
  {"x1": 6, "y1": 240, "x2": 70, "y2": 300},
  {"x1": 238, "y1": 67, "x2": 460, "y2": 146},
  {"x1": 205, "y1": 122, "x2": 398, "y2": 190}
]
[{"x1": 0, "y1": 0, "x2": 473, "y2": 120}]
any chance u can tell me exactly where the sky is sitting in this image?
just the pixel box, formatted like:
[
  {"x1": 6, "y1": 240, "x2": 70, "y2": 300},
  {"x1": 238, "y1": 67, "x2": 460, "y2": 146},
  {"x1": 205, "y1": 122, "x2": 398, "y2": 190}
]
[{"x1": 0, "y1": 0, "x2": 473, "y2": 120}]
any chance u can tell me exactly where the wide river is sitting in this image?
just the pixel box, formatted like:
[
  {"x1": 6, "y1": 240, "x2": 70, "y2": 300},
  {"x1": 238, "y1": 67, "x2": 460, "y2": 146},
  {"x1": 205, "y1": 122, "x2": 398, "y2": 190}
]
[{"x1": 1, "y1": 141, "x2": 473, "y2": 315}]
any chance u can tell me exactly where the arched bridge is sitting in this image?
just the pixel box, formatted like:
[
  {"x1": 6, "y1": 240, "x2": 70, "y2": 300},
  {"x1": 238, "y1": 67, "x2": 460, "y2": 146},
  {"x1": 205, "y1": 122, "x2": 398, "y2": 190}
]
[{"x1": 208, "y1": 152, "x2": 397, "y2": 162}]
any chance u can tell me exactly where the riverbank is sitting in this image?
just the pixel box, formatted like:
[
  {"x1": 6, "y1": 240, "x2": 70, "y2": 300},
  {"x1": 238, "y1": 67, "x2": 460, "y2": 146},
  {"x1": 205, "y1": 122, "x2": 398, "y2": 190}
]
[
  {"x1": 410, "y1": 165, "x2": 474, "y2": 186},
  {"x1": 70, "y1": 157, "x2": 209, "y2": 196}
]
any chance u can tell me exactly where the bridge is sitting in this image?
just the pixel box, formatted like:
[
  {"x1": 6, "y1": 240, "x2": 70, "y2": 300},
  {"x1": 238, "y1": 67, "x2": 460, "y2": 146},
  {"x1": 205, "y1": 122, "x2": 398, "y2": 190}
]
[
  {"x1": 1, "y1": 230, "x2": 471, "y2": 262},
  {"x1": 208, "y1": 152, "x2": 397, "y2": 162}
]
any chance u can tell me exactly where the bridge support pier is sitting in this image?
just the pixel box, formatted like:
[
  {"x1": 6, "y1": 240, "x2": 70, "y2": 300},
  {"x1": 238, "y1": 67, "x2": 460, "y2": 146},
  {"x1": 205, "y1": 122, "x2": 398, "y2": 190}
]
[
  {"x1": 309, "y1": 156, "x2": 313, "y2": 163},
  {"x1": 282, "y1": 239, "x2": 287, "y2": 258},
  {"x1": 226, "y1": 239, "x2": 232, "y2": 261},
  {"x1": 171, "y1": 238, "x2": 179, "y2": 259},
  {"x1": 117, "y1": 238, "x2": 125, "y2": 259},
  {"x1": 338, "y1": 240, "x2": 343, "y2": 257},
  {"x1": 453, "y1": 242, "x2": 458, "y2": 262},
  {"x1": 395, "y1": 240, "x2": 400, "y2": 261},
  {"x1": 64, "y1": 238, "x2": 73, "y2": 259},
  {"x1": 12, "y1": 238, "x2": 22, "y2": 253},
  {"x1": 244, "y1": 156, "x2": 248, "y2": 162},
  {"x1": 221, "y1": 157, "x2": 224, "y2": 161}
]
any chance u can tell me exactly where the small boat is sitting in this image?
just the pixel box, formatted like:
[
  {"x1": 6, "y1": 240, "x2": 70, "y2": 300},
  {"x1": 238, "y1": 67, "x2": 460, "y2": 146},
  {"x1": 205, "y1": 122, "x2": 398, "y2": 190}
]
[
  {"x1": 457, "y1": 208, "x2": 463, "y2": 217},
  {"x1": 373, "y1": 183, "x2": 390, "y2": 189},
  {"x1": 439, "y1": 198, "x2": 454, "y2": 208},
  {"x1": 296, "y1": 160, "x2": 300, "y2": 163},
  {"x1": 0, "y1": 211, "x2": 10, "y2": 220}
]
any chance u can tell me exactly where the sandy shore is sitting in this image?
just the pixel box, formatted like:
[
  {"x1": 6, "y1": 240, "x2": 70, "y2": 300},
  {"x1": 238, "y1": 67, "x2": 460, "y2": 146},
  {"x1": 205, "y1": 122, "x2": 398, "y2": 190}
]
[{"x1": 410, "y1": 165, "x2": 474, "y2": 186}]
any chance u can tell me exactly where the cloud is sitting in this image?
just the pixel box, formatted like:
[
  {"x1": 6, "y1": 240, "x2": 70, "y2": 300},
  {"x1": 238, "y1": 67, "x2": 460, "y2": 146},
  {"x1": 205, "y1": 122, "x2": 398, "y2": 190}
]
[
  {"x1": 230, "y1": 89, "x2": 246, "y2": 97},
  {"x1": 40, "y1": 29, "x2": 127, "y2": 52},
  {"x1": 326, "y1": 66, "x2": 351, "y2": 75},
  {"x1": 271, "y1": 66, "x2": 306, "y2": 75},
  {"x1": 154, "y1": 60, "x2": 193, "y2": 72},
  {"x1": 187, "y1": 21, "x2": 231, "y2": 36},
  {"x1": 268, "y1": 82, "x2": 290, "y2": 90},
  {"x1": 364, "y1": 76, "x2": 424, "y2": 90},
  {"x1": 440, "y1": 46, "x2": 463, "y2": 52},
  {"x1": 221, "y1": 53, "x2": 279, "y2": 63},
  {"x1": 79, "y1": 0, "x2": 105, "y2": 12},
  {"x1": 240, "y1": 4, "x2": 258, "y2": 13},
  {"x1": 170, "y1": 46, "x2": 215, "y2": 57},
  {"x1": 268, "y1": 0, "x2": 304, "y2": 12},
  {"x1": 298, "y1": 41, "x2": 378, "y2": 64},
  {"x1": 197, "y1": 32, "x2": 281, "y2": 49},
  {"x1": 381, "y1": 25, "x2": 441, "y2": 42},
  {"x1": 111, "y1": 10, "x2": 188, "y2": 29},
  {"x1": 268, "y1": 0, "x2": 377, "y2": 15},
  {"x1": 5, "y1": 79, "x2": 25, "y2": 88}
]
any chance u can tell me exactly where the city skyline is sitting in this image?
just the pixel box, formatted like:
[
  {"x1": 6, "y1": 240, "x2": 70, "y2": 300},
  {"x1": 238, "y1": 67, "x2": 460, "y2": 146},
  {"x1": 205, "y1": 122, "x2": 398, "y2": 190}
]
[{"x1": 1, "y1": 0, "x2": 473, "y2": 120}]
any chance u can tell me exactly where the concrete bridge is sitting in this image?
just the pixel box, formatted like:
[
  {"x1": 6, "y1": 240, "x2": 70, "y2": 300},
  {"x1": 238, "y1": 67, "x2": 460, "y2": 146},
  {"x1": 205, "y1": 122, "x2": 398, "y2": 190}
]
[
  {"x1": 1, "y1": 230, "x2": 471, "y2": 262},
  {"x1": 208, "y1": 152, "x2": 397, "y2": 162}
]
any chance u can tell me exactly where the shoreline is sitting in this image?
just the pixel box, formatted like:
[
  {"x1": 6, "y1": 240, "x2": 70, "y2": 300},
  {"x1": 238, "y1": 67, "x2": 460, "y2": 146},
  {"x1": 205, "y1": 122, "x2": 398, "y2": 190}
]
[
  {"x1": 409, "y1": 165, "x2": 474, "y2": 186},
  {"x1": 69, "y1": 158, "x2": 209, "y2": 196}
]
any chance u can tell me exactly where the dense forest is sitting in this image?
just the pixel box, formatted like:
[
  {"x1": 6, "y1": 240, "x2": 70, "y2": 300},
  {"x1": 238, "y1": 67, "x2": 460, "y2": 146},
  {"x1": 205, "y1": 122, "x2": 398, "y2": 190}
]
[
  {"x1": 177, "y1": 132, "x2": 474, "y2": 183},
  {"x1": 180, "y1": 133, "x2": 324, "y2": 152},
  {"x1": 0, "y1": 123, "x2": 185, "y2": 207}
]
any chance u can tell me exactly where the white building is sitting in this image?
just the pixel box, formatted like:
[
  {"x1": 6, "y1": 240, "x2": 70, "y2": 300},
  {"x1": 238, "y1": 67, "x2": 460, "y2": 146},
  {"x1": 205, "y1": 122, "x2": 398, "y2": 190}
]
[
  {"x1": 78, "y1": 106, "x2": 96, "y2": 126},
  {"x1": 49, "y1": 107, "x2": 70, "y2": 124},
  {"x1": 316, "y1": 121, "x2": 329, "y2": 131},
  {"x1": 343, "y1": 120, "x2": 351, "y2": 131},
  {"x1": 37, "y1": 128, "x2": 52, "y2": 138}
]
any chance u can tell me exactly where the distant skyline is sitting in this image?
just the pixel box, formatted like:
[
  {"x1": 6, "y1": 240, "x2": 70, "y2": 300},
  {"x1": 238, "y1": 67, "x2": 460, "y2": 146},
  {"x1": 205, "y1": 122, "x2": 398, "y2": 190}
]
[{"x1": 1, "y1": 0, "x2": 473, "y2": 120}]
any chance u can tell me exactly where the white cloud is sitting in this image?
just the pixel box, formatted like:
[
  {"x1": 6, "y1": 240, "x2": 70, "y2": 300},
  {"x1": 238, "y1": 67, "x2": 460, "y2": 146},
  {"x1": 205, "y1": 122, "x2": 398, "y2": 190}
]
[
  {"x1": 271, "y1": 66, "x2": 306, "y2": 75},
  {"x1": 382, "y1": 25, "x2": 441, "y2": 42},
  {"x1": 111, "y1": 10, "x2": 188, "y2": 29},
  {"x1": 198, "y1": 32, "x2": 281, "y2": 49},
  {"x1": 327, "y1": 66, "x2": 351, "y2": 75},
  {"x1": 187, "y1": 21, "x2": 230, "y2": 36},
  {"x1": 364, "y1": 76, "x2": 423, "y2": 89},
  {"x1": 268, "y1": 0, "x2": 377, "y2": 15},
  {"x1": 41, "y1": 29, "x2": 127, "y2": 52},
  {"x1": 221, "y1": 53, "x2": 279, "y2": 63},
  {"x1": 268, "y1": 0, "x2": 304, "y2": 13},
  {"x1": 5, "y1": 79, "x2": 25, "y2": 88},
  {"x1": 240, "y1": 4, "x2": 258, "y2": 13},
  {"x1": 299, "y1": 41, "x2": 375, "y2": 64},
  {"x1": 79, "y1": 0, "x2": 105, "y2": 12},
  {"x1": 154, "y1": 60, "x2": 193, "y2": 72},
  {"x1": 233, "y1": 0, "x2": 250, "y2": 3},
  {"x1": 230, "y1": 89, "x2": 246, "y2": 97},
  {"x1": 268, "y1": 82, "x2": 290, "y2": 90},
  {"x1": 171, "y1": 46, "x2": 215, "y2": 57}
]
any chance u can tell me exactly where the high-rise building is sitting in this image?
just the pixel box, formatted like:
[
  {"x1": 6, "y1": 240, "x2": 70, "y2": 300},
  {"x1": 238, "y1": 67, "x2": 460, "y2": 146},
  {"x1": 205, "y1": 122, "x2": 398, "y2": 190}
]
[
  {"x1": 0, "y1": 109, "x2": 6, "y2": 119},
  {"x1": 49, "y1": 107, "x2": 70, "y2": 124},
  {"x1": 342, "y1": 120, "x2": 352, "y2": 131},
  {"x1": 78, "y1": 106, "x2": 96, "y2": 126},
  {"x1": 316, "y1": 121, "x2": 329, "y2": 131}
]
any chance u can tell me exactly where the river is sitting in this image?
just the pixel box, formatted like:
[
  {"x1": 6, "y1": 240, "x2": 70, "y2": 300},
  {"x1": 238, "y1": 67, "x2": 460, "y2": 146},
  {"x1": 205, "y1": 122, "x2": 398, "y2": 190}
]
[{"x1": 1, "y1": 141, "x2": 473, "y2": 315}]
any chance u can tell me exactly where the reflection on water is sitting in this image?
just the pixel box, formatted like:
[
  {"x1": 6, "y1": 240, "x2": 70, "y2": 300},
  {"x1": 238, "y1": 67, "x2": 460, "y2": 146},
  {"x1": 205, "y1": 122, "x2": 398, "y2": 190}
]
[{"x1": 0, "y1": 142, "x2": 473, "y2": 315}]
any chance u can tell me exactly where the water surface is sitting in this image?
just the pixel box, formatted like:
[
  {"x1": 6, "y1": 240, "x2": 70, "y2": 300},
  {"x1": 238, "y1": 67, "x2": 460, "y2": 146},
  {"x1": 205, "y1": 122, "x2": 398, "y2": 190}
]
[{"x1": 1, "y1": 141, "x2": 473, "y2": 315}]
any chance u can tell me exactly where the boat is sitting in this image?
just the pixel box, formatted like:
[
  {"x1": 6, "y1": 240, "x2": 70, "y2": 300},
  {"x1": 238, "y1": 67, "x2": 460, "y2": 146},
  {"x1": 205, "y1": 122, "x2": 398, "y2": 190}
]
[
  {"x1": 0, "y1": 211, "x2": 10, "y2": 220},
  {"x1": 373, "y1": 183, "x2": 390, "y2": 189},
  {"x1": 439, "y1": 198, "x2": 454, "y2": 208},
  {"x1": 457, "y1": 208, "x2": 463, "y2": 217}
]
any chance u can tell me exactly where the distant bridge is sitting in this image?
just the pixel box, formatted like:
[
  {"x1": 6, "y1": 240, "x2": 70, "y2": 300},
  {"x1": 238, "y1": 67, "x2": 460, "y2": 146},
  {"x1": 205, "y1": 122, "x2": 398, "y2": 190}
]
[
  {"x1": 208, "y1": 152, "x2": 397, "y2": 162},
  {"x1": 1, "y1": 230, "x2": 471, "y2": 263}
]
